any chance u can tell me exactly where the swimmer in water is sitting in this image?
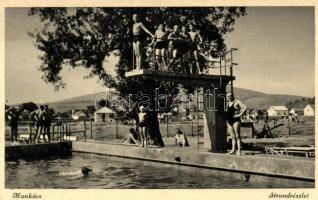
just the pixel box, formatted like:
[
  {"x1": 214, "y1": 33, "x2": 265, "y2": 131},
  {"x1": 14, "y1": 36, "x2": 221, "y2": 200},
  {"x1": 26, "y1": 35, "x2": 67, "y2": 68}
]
[{"x1": 59, "y1": 167, "x2": 92, "y2": 177}]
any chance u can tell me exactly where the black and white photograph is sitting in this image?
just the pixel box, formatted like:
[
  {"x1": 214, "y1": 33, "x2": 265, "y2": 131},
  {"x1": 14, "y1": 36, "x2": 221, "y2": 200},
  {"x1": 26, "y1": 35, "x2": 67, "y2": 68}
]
[{"x1": 1, "y1": 2, "x2": 317, "y2": 199}]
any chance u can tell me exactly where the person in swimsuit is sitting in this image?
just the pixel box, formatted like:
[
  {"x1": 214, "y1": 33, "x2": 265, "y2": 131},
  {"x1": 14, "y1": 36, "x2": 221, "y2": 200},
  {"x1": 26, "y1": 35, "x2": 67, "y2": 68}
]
[
  {"x1": 132, "y1": 14, "x2": 154, "y2": 70},
  {"x1": 180, "y1": 26, "x2": 192, "y2": 73},
  {"x1": 121, "y1": 128, "x2": 139, "y2": 145},
  {"x1": 174, "y1": 128, "x2": 190, "y2": 147},
  {"x1": 226, "y1": 93, "x2": 247, "y2": 155},
  {"x1": 30, "y1": 105, "x2": 45, "y2": 143},
  {"x1": 59, "y1": 167, "x2": 92, "y2": 177},
  {"x1": 43, "y1": 105, "x2": 53, "y2": 142},
  {"x1": 167, "y1": 25, "x2": 183, "y2": 71},
  {"x1": 6, "y1": 106, "x2": 21, "y2": 144},
  {"x1": 152, "y1": 24, "x2": 168, "y2": 71},
  {"x1": 188, "y1": 23, "x2": 203, "y2": 74},
  {"x1": 138, "y1": 106, "x2": 148, "y2": 148}
]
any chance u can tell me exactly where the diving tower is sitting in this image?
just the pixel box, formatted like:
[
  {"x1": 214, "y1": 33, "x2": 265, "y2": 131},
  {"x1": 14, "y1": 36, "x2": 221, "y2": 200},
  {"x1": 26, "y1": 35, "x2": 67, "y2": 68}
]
[{"x1": 125, "y1": 69, "x2": 235, "y2": 153}]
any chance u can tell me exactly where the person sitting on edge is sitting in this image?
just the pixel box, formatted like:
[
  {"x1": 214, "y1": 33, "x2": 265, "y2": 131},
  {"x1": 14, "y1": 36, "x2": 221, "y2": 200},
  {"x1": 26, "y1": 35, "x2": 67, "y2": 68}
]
[
  {"x1": 174, "y1": 128, "x2": 189, "y2": 147},
  {"x1": 121, "y1": 128, "x2": 139, "y2": 145},
  {"x1": 138, "y1": 106, "x2": 149, "y2": 148},
  {"x1": 225, "y1": 92, "x2": 247, "y2": 156},
  {"x1": 132, "y1": 14, "x2": 154, "y2": 70},
  {"x1": 152, "y1": 23, "x2": 168, "y2": 71},
  {"x1": 188, "y1": 23, "x2": 203, "y2": 74}
]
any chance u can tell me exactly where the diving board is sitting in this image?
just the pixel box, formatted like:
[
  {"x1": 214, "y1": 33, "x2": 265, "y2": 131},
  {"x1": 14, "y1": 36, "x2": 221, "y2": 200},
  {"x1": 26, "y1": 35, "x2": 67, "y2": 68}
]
[{"x1": 125, "y1": 69, "x2": 235, "y2": 87}]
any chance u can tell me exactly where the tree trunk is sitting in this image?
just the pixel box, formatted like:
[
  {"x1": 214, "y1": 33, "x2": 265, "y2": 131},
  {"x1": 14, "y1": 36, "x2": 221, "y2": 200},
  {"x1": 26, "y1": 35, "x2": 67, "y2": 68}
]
[{"x1": 147, "y1": 111, "x2": 165, "y2": 147}]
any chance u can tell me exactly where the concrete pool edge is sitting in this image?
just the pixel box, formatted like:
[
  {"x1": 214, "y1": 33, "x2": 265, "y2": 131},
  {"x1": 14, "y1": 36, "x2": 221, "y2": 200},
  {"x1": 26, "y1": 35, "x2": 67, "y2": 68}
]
[
  {"x1": 5, "y1": 142, "x2": 72, "y2": 160},
  {"x1": 71, "y1": 141, "x2": 315, "y2": 183}
]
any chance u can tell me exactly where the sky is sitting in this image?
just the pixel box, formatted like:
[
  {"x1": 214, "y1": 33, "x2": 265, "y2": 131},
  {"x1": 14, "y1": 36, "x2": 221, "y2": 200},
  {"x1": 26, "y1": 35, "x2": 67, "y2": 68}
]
[{"x1": 5, "y1": 7, "x2": 315, "y2": 104}]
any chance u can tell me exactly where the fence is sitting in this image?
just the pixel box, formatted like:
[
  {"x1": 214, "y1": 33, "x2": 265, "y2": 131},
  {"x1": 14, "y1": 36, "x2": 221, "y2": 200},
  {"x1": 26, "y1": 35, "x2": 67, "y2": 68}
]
[{"x1": 5, "y1": 116, "x2": 205, "y2": 144}]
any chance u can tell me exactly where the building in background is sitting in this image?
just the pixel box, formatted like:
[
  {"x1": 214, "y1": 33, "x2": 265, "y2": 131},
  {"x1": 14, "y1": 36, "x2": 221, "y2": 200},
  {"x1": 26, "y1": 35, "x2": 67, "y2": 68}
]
[
  {"x1": 94, "y1": 107, "x2": 116, "y2": 123},
  {"x1": 71, "y1": 110, "x2": 87, "y2": 120},
  {"x1": 304, "y1": 104, "x2": 315, "y2": 116},
  {"x1": 267, "y1": 106, "x2": 289, "y2": 118},
  {"x1": 289, "y1": 107, "x2": 304, "y2": 116}
]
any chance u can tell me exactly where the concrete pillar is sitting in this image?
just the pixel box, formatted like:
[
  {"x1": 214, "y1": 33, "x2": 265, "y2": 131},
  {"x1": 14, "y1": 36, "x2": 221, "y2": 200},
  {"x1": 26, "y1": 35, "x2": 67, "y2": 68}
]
[{"x1": 203, "y1": 83, "x2": 228, "y2": 152}]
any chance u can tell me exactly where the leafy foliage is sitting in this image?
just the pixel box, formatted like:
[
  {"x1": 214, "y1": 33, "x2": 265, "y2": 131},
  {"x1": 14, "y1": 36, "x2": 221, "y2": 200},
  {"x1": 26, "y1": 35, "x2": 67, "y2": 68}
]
[{"x1": 28, "y1": 7, "x2": 246, "y2": 96}]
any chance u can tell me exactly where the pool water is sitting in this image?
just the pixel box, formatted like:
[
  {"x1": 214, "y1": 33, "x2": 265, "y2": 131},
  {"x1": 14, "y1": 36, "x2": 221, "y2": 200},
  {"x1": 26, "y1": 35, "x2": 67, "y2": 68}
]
[{"x1": 5, "y1": 153, "x2": 282, "y2": 189}]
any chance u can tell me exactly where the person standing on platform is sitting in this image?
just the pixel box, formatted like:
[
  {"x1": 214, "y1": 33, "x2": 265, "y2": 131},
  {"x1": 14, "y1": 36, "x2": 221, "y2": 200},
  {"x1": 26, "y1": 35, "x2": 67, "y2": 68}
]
[
  {"x1": 43, "y1": 105, "x2": 53, "y2": 142},
  {"x1": 180, "y1": 26, "x2": 192, "y2": 73},
  {"x1": 225, "y1": 93, "x2": 247, "y2": 156},
  {"x1": 167, "y1": 25, "x2": 183, "y2": 71},
  {"x1": 152, "y1": 24, "x2": 168, "y2": 71},
  {"x1": 30, "y1": 105, "x2": 45, "y2": 143},
  {"x1": 132, "y1": 14, "x2": 154, "y2": 70},
  {"x1": 6, "y1": 106, "x2": 21, "y2": 144},
  {"x1": 188, "y1": 23, "x2": 203, "y2": 74}
]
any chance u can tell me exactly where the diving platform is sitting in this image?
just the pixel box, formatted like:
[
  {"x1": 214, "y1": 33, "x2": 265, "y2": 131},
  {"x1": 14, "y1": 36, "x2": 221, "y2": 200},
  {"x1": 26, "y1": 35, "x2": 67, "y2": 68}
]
[{"x1": 125, "y1": 69, "x2": 235, "y2": 87}]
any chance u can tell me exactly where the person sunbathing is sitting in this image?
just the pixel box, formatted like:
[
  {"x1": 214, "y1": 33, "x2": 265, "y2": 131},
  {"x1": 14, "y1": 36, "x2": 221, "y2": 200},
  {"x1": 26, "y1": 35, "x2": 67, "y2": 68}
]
[{"x1": 121, "y1": 128, "x2": 139, "y2": 145}]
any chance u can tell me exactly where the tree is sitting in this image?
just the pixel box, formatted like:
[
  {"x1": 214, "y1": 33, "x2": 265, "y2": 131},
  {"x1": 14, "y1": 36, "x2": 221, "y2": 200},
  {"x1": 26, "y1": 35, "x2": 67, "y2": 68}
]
[
  {"x1": 21, "y1": 102, "x2": 38, "y2": 112},
  {"x1": 28, "y1": 7, "x2": 247, "y2": 147}
]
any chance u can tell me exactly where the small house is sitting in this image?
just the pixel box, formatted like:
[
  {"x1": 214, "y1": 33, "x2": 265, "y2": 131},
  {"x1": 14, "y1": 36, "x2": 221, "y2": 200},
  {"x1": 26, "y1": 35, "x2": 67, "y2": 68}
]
[
  {"x1": 304, "y1": 104, "x2": 315, "y2": 116},
  {"x1": 267, "y1": 106, "x2": 289, "y2": 118},
  {"x1": 289, "y1": 107, "x2": 304, "y2": 116},
  {"x1": 94, "y1": 107, "x2": 116, "y2": 123},
  {"x1": 71, "y1": 110, "x2": 86, "y2": 120}
]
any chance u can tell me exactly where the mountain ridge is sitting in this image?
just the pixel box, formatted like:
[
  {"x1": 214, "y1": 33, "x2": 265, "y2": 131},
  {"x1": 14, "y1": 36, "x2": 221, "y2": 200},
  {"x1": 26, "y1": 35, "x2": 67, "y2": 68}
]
[{"x1": 46, "y1": 87, "x2": 304, "y2": 112}]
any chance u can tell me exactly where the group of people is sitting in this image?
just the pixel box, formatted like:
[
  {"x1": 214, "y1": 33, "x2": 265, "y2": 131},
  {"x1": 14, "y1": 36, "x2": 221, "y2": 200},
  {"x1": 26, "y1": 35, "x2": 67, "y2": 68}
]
[
  {"x1": 29, "y1": 105, "x2": 53, "y2": 143},
  {"x1": 132, "y1": 14, "x2": 203, "y2": 74},
  {"x1": 121, "y1": 105, "x2": 153, "y2": 148},
  {"x1": 121, "y1": 92, "x2": 247, "y2": 156},
  {"x1": 122, "y1": 105, "x2": 190, "y2": 148},
  {"x1": 5, "y1": 105, "x2": 54, "y2": 144}
]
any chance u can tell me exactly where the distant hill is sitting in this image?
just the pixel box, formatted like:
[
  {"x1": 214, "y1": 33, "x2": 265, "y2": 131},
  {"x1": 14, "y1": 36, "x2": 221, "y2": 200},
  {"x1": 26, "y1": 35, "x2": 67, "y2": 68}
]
[
  {"x1": 47, "y1": 87, "x2": 305, "y2": 112},
  {"x1": 233, "y1": 88, "x2": 304, "y2": 109}
]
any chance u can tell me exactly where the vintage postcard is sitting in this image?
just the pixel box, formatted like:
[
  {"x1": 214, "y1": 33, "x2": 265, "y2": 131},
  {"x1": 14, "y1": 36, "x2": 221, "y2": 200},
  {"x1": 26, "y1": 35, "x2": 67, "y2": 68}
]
[{"x1": 0, "y1": 0, "x2": 317, "y2": 200}]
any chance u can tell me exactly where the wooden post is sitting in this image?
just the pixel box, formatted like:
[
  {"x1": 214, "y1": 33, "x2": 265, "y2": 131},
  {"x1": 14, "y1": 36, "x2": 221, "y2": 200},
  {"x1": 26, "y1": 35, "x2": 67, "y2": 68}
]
[
  {"x1": 166, "y1": 114, "x2": 169, "y2": 137},
  {"x1": 90, "y1": 117, "x2": 93, "y2": 140},
  {"x1": 288, "y1": 115, "x2": 291, "y2": 135},
  {"x1": 196, "y1": 88, "x2": 200, "y2": 149},
  {"x1": 52, "y1": 126, "x2": 55, "y2": 141},
  {"x1": 191, "y1": 119, "x2": 194, "y2": 137},
  {"x1": 59, "y1": 124, "x2": 61, "y2": 142},
  {"x1": 84, "y1": 118, "x2": 87, "y2": 142},
  {"x1": 62, "y1": 124, "x2": 65, "y2": 141},
  {"x1": 29, "y1": 123, "x2": 32, "y2": 143},
  {"x1": 68, "y1": 123, "x2": 71, "y2": 141},
  {"x1": 115, "y1": 119, "x2": 119, "y2": 139}
]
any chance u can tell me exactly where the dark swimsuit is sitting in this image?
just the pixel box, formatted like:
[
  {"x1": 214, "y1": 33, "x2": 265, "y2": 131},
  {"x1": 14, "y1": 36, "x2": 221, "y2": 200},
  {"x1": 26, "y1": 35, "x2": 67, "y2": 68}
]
[
  {"x1": 139, "y1": 121, "x2": 146, "y2": 127},
  {"x1": 226, "y1": 101, "x2": 241, "y2": 125},
  {"x1": 133, "y1": 35, "x2": 143, "y2": 43},
  {"x1": 155, "y1": 40, "x2": 167, "y2": 49}
]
